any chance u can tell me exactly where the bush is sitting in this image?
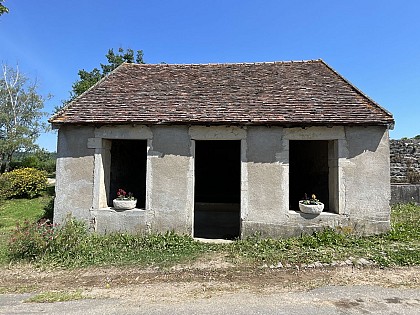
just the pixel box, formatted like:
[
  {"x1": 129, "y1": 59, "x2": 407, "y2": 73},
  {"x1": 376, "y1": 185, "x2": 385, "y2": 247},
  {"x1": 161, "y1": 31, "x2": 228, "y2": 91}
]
[
  {"x1": 43, "y1": 197, "x2": 55, "y2": 221},
  {"x1": 0, "y1": 168, "x2": 48, "y2": 198},
  {"x1": 0, "y1": 175, "x2": 12, "y2": 200}
]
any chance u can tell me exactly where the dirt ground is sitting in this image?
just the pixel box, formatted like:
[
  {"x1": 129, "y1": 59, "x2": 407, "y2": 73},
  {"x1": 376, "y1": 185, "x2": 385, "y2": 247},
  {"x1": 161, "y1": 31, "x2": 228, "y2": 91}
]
[{"x1": 1, "y1": 254, "x2": 419, "y2": 302}]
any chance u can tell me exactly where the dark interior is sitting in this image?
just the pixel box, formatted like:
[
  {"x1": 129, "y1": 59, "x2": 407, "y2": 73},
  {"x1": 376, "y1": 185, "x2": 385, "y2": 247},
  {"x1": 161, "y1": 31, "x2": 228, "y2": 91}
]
[
  {"x1": 194, "y1": 140, "x2": 241, "y2": 239},
  {"x1": 289, "y1": 140, "x2": 329, "y2": 211},
  {"x1": 109, "y1": 139, "x2": 147, "y2": 208}
]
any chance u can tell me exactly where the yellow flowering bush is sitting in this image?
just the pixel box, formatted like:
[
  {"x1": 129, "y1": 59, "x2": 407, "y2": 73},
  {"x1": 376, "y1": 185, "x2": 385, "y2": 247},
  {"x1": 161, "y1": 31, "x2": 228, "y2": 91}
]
[{"x1": 0, "y1": 168, "x2": 48, "y2": 198}]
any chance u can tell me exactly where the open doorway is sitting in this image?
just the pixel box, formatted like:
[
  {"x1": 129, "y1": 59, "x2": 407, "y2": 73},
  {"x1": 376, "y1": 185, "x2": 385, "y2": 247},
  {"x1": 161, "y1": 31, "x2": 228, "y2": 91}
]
[
  {"x1": 108, "y1": 139, "x2": 147, "y2": 208},
  {"x1": 194, "y1": 140, "x2": 241, "y2": 239},
  {"x1": 289, "y1": 140, "x2": 334, "y2": 212}
]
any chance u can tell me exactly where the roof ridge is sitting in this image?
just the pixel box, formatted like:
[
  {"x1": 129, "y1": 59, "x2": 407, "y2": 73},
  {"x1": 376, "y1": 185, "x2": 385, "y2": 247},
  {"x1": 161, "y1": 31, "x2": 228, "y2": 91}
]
[{"x1": 126, "y1": 59, "x2": 323, "y2": 67}]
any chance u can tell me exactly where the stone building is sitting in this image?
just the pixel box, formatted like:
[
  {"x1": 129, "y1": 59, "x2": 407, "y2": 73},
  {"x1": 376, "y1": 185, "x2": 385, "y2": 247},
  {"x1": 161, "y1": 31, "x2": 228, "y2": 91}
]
[{"x1": 50, "y1": 60, "x2": 394, "y2": 239}]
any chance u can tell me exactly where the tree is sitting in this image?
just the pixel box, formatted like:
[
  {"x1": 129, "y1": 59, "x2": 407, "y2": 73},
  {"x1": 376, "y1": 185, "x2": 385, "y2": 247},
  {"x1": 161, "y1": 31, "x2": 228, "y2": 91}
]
[
  {"x1": 0, "y1": 0, "x2": 8, "y2": 16},
  {"x1": 0, "y1": 64, "x2": 47, "y2": 172},
  {"x1": 68, "y1": 47, "x2": 144, "y2": 101}
]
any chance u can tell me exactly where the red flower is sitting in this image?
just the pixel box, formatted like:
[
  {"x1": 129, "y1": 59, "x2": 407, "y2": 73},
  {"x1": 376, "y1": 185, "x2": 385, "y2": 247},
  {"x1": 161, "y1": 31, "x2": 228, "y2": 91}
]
[{"x1": 117, "y1": 189, "x2": 127, "y2": 197}]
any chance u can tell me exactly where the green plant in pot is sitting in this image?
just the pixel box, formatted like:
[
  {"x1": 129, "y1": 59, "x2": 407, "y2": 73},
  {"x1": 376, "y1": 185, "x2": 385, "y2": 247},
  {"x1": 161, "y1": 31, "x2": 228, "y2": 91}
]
[
  {"x1": 113, "y1": 189, "x2": 137, "y2": 210},
  {"x1": 299, "y1": 193, "x2": 324, "y2": 214}
]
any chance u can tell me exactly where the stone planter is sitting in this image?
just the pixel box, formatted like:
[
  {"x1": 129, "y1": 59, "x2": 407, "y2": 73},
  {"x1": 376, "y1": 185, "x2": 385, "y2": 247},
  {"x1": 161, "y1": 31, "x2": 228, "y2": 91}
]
[
  {"x1": 298, "y1": 202, "x2": 324, "y2": 214},
  {"x1": 113, "y1": 199, "x2": 137, "y2": 210}
]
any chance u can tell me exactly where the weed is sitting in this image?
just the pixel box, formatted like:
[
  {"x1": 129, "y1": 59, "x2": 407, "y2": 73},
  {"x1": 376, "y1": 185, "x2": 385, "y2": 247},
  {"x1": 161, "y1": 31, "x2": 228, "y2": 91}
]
[{"x1": 24, "y1": 290, "x2": 85, "y2": 303}]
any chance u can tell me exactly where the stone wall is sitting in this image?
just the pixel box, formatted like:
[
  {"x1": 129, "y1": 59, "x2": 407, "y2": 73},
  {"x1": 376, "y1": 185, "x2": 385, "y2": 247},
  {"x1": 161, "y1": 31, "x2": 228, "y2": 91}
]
[
  {"x1": 55, "y1": 124, "x2": 391, "y2": 237},
  {"x1": 391, "y1": 184, "x2": 420, "y2": 205},
  {"x1": 390, "y1": 139, "x2": 420, "y2": 183}
]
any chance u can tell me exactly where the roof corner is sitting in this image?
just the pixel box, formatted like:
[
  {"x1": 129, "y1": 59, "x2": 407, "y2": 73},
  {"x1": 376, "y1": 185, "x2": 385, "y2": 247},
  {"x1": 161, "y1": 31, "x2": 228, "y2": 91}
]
[{"x1": 320, "y1": 59, "x2": 394, "y2": 125}]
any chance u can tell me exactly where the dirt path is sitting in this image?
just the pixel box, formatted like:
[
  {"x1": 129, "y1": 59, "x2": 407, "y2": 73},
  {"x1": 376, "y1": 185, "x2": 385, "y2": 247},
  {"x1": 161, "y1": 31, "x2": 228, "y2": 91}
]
[
  {"x1": 1, "y1": 262, "x2": 419, "y2": 299},
  {"x1": 1, "y1": 261, "x2": 419, "y2": 314}
]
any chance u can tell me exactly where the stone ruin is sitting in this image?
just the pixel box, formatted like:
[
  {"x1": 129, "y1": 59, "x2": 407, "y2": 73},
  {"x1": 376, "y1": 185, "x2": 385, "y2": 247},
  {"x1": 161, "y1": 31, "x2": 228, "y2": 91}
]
[{"x1": 390, "y1": 138, "x2": 420, "y2": 184}]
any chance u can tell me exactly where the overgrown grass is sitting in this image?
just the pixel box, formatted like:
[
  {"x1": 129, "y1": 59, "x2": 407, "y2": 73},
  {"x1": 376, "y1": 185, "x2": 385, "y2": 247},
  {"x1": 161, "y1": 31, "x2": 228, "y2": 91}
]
[
  {"x1": 7, "y1": 216, "x2": 208, "y2": 268},
  {"x1": 230, "y1": 203, "x2": 420, "y2": 267},
  {"x1": 2, "y1": 199, "x2": 419, "y2": 269},
  {"x1": 0, "y1": 196, "x2": 51, "y2": 265}
]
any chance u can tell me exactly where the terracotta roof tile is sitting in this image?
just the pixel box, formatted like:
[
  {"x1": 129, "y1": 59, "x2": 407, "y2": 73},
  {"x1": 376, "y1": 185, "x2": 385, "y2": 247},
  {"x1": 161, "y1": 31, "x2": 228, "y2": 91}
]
[{"x1": 50, "y1": 60, "x2": 394, "y2": 127}]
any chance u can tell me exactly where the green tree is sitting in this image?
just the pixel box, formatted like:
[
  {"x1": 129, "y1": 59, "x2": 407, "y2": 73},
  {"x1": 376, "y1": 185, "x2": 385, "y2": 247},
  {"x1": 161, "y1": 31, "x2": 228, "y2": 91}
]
[
  {"x1": 68, "y1": 47, "x2": 144, "y2": 101},
  {"x1": 0, "y1": 0, "x2": 8, "y2": 16},
  {"x1": 0, "y1": 64, "x2": 48, "y2": 172}
]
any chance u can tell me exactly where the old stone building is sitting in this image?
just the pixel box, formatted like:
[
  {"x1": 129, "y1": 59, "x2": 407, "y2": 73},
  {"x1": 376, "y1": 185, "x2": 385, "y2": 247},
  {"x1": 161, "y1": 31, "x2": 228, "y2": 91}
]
[{"x1": 50, "y1": 60, "x2": 394, "y2": 239}]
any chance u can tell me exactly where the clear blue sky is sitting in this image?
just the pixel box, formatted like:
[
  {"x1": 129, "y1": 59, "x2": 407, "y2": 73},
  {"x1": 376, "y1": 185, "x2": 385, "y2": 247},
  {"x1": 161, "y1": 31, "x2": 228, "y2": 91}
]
[{"x1": 1, "y1": 0, "x2": 419, "y2": 152}]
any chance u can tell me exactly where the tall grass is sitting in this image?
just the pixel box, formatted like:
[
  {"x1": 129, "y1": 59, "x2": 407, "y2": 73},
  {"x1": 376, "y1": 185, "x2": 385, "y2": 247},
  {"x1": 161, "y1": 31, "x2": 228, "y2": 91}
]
[
  {"x1": 7, "y1": 216, "x2": 207, "y2": 268},
  {"x1": 0, "y1": 196, "x2": 50, "y2": 265},
  {"x1": 3, "y1": 202, "x2": 420, "y2": 268},
  {"x1": 230, "y1": 203, "x2": 420, "y2": 266}
]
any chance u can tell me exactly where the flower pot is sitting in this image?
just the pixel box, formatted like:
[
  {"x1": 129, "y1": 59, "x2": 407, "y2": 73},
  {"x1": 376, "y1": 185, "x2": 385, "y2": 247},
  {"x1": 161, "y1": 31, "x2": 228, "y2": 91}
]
[
  {"x1": 298, "y1": 202, "x2": 324, "y2": 214},
  {"x1": 113, "y1": 199, "x2": 137, "y2": 210}
]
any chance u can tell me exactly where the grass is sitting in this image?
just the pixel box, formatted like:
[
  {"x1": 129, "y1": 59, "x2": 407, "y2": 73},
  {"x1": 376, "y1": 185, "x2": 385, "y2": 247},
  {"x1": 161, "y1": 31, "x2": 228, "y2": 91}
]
[
  {"x1": 0, "y1": 196, "x2": 51, "y2": 265},
  {"x1": 24, "y1": 290, "x2": 85, "y2": 303},
  {"x1": 229, "y1": 202, "x2": 420, "y2": 267},
  {"x1": 1, "y1": 194, "x2": 419, "y2": 269}
]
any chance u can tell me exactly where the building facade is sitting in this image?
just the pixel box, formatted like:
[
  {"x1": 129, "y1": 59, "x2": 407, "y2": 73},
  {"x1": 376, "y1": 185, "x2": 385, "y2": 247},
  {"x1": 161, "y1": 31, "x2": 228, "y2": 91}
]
[{"x1": 50, "y1": 60, "x2": 394, "y2": 238}]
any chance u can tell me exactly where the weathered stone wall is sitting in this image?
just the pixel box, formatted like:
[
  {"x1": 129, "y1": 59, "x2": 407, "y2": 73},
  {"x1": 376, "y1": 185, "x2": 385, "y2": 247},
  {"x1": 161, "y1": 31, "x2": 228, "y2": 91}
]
[
  {"x1": 54, "y1": 125, "x2": 95, "y2": 224},
  {"x1": 343, "y1": 127, "x2": 391, "y2": 234},
  {"x1": 390, "y1": 139, "x2": 420, "y2": 183},
  {"x1": 391, "y1": 184, "x2": 420, "y2": 205},
  {"x1": 55, "y1": 124, "x2": 391, "y2": 237},
  {"x1": 242, "y1": 126, "x2": 391, "y2": 237},
  {"x1": 148, "y1": 126, "x2": 193, "y2": 234}
]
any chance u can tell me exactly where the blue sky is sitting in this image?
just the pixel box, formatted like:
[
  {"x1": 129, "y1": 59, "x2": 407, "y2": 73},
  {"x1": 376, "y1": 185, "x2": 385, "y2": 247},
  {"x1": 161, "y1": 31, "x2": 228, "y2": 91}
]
[{"x1": 1, "y1": 0, "x2": 419, "y2": 152}]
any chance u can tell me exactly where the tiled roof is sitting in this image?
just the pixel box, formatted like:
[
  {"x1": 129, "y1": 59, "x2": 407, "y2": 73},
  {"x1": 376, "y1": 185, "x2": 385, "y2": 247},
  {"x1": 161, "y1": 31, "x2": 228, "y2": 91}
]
[{"x1": 50, "y1": 60, "x2": 394, "y2": 127}]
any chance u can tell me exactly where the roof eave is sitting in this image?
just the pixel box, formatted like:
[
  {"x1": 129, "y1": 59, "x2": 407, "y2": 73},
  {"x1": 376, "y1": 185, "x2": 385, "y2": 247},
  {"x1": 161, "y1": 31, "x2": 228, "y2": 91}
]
[{"x1": 50, "y1": 120, "x2": 395, "y2": 130}]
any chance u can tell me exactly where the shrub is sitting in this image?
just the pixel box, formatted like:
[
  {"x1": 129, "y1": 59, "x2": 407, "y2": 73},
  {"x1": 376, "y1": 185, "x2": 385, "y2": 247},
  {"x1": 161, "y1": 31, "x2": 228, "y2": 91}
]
[
  {"x1": 43, "y1": 197, "x2": 55, "y2": 221},
  {"x1": 21, "y1": 155, "x2": 56, "y2": 174},
  {"x1": 0, "y1": 175, "x2": 12, "y2": 200},
  {"x1": 0, "y1": 168, "x2": 48, "y2": 198}
]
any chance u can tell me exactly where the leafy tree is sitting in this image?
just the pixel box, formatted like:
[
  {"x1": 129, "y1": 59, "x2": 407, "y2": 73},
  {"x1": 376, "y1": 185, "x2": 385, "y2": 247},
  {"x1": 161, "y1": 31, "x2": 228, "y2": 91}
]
[
  {"x1": 17, "y1": 148, "x2": 57, "y2": 174},
  {"x1": 0, "y1": 0, "x2": 8, "y2": 16},
  {"x1": 0, "y1": 64, "x2": 48, "y2": 172},
  {"x1": 68, "y1": 47, "x2": 144, "y2": 102}
]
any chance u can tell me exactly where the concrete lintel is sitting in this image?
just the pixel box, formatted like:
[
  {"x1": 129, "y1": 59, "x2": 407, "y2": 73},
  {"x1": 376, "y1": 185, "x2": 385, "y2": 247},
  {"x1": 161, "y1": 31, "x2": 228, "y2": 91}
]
[
  {"x1": 88, "y1": 138, "x2": 112, "y2": 149},
  {"x1": 189, "y1": 126, "x2": 246, "y2": 140},
  {"x1": 87, "y1": 138, "x2": 102, "y2": 149},
  {"x1": 94, "y1": 125, "x2": 152, "y2": 139},
  {"x1": 283, "y1": 126, "x2": 345, "y2": 140}
]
